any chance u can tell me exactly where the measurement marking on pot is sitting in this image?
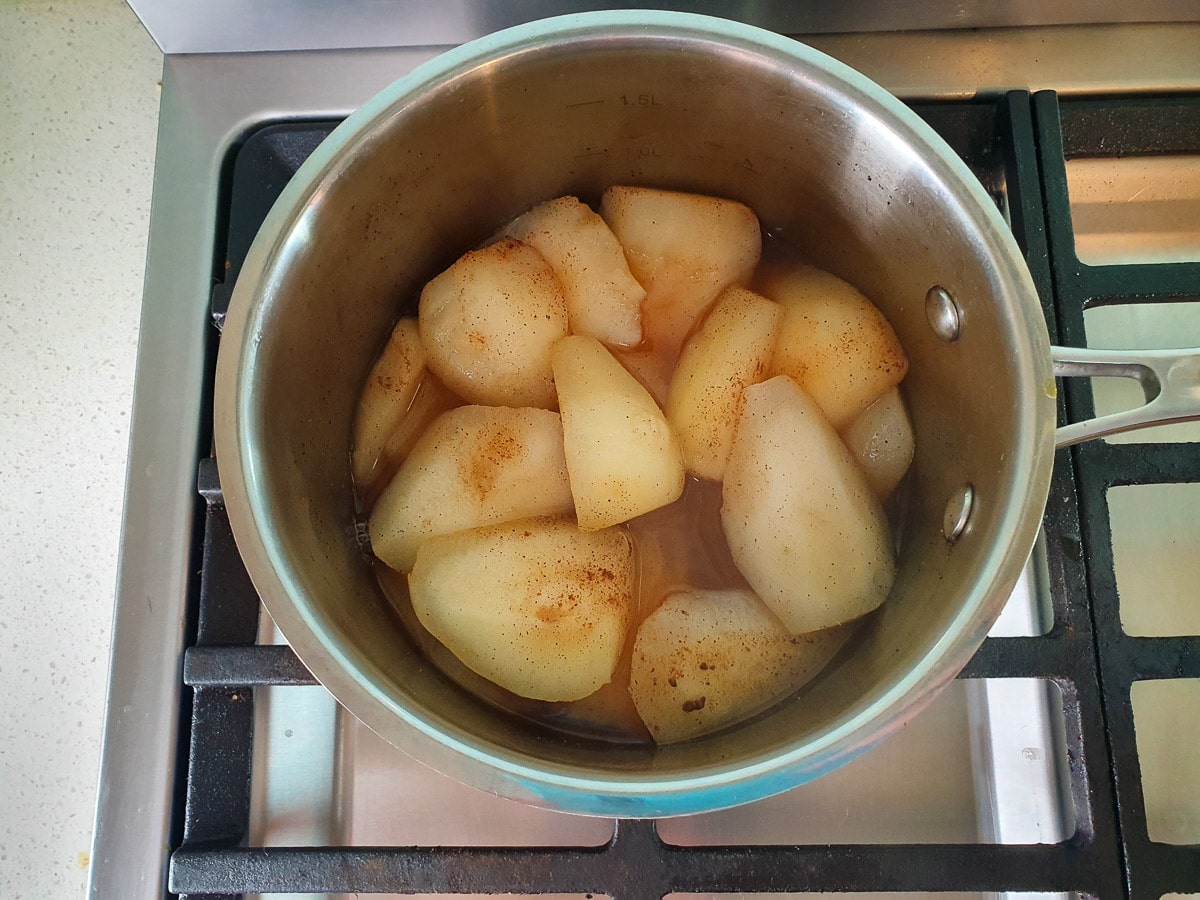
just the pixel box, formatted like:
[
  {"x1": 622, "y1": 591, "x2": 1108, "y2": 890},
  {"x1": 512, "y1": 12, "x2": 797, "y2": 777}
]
[
  {"x1": 619, "y1": 93, "x2": 660, "y2": 106},
  {"x1": 566, "y1": 99, "x2": 605, "y2": 109}
]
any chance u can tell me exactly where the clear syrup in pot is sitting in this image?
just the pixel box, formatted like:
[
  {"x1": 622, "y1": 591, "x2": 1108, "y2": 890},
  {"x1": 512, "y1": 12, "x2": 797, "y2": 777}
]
[
  {"x1": 372, "y1": 474, "x2": 754, "y2": 743},
  {"x1": 358, "y1": 229, "x2": 910, "y2": 745}
]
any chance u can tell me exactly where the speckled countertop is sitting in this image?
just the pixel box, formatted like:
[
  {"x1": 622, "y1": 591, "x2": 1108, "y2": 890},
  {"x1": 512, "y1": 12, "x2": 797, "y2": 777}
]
[{"x1": 0, "y1": 2, "x2": 162, "y2": 896}]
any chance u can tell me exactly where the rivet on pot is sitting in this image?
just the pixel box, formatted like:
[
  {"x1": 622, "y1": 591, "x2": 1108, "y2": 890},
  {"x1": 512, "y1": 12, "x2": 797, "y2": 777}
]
[
  {"x1": 926, "y1": 286, "x2": 961, "y2": 342},
  {"x1": 943, "y1": 484, "x2": 974, "y2": 543}
]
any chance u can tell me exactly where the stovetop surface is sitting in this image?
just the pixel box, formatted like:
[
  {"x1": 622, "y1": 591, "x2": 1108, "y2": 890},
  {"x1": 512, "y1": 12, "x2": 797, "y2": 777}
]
[
  {"x1": 86, "y1": 29, "x2": 1200, "y2": 900},
  {"x1": 169, "y1": 93, "x2": 1200, "y2": 899}
]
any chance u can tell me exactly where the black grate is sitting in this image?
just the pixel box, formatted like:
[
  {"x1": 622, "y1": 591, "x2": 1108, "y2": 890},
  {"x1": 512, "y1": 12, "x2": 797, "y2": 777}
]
[
  {"x1": 167, "y1": 90, "x2": 1200, "y2": 899},
  {"x1": 1033, "y1": 91, "x2": 1200, "y2": 899}
]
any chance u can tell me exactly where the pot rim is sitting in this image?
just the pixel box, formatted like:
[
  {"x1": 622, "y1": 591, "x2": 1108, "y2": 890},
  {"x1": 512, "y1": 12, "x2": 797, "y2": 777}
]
[{"x1": 214, "y1": 9, "x2": 1056, "y2": 817}]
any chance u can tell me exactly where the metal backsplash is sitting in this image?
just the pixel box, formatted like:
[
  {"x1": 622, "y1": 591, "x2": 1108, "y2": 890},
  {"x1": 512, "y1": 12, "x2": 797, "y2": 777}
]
[{"x1": 124, "y1": 0, "x2": 1200, "y2": 55}]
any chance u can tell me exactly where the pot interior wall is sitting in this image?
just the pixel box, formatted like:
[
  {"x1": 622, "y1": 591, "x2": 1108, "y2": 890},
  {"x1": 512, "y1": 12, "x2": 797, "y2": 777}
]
[{"x1": 244, "y1": 36, "x2": 1040, "y2": 784}]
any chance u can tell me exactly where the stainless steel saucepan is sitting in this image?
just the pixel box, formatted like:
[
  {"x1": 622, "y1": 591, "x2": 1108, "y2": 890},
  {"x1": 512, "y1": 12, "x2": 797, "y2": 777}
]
[{"x1": 213, "y1": 11, "x2": 1200, "y2": 817}]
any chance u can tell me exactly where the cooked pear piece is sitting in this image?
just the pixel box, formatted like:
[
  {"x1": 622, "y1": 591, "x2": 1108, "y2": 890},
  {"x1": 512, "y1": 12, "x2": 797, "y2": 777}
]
[
  {"x1": 761, "y1": 263, "x2": 908, "y2": 429},
  {"x1": 418, "y1": 238, "x2": 568, "y2": 408},
  {"x1": 351, "y1": 318, "x2": 428, "y2": 487},
  {"x1": 505, "y1": 196, "x2": 645, "y2": 348},
  {"x1": 369, "y1": 405, "x2": 573, "y2": 571},
  {"x1": 600, "y1": 186, "x2": 761, "y2": 364},
  {"x1": 721, "y1": 376, "x2": 895, "y2": 634},
  {"x1": 840, "y1": 387, "x2": 915, "y2": 499},
  {"x1": 665, "y1": 286, "x2": 783, "y2": 481},
  {"x1": 629, "y1": 588, "x2": 851, "y2": 743},
  {"x1": 409, "y1": 517, "x2": 635, "y2": 702},
  {"x1": 551, "y1": 335, "x2": 685, "y2": 530},
  {"x1": 362, "y1": 373, "x2": 461, "y2": 492}
]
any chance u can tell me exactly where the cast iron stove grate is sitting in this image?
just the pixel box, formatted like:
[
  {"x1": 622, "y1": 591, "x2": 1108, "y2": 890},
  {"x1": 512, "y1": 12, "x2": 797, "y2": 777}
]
[{"x1": 169, "y1": 90, "x2": 1200, "y2": 899}]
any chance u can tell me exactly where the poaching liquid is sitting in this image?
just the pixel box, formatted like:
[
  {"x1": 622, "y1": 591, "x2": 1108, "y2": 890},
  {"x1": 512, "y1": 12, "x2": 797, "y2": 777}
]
[
  {"x1": 360, "y1": 232, "x2": 905, "y2": 745},
  {"x1": 373, "y1": 472, "x2": 751, "y2": 743}
]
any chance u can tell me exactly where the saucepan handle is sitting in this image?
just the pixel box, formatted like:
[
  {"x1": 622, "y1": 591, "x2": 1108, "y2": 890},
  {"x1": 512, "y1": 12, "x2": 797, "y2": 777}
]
[{"x1": 1052, "y1": 346, "x2": 1200, "y2": 448}]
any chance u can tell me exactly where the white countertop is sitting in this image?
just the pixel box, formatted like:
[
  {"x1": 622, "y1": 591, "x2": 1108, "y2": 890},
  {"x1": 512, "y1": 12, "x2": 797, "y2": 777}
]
[{"x1": 0, "y1": 1, "x2": 162, "y2": 896}]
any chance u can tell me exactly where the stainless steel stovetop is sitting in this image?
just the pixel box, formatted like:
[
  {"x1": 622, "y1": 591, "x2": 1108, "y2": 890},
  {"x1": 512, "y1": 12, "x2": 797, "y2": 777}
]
[{"x1": 89, "y1": 21, "x2": 1200, "y2": 900}]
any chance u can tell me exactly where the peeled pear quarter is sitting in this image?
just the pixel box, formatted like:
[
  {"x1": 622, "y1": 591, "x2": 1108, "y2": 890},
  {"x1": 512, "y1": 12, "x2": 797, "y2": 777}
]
[
  {"x1": 600, "y1": 186, "x2": 761, "y2": 365},
  {"x1": 629, "y1": 588, "x2": 852, "y2": 743},
  {"x1": 840, "y1": 386, "x2": 915, "y2": 499},
  {"x1": 721, "y1": 376, "x2": 896, "y2": 634},
  {"x1": 551, "y1": 335, "x2": 685, "y2": 531},
  {"x1": 356, "y1": 373, "x2": 463, "y2": 507},
  {"x1": 369, "y1": 405, "x2": 574, "y2": 571},
  {"x1": 761, "y1": 263, "x2": 908, "y2": 430},
  {"x1": 351, "y1": 318, "x2": 427, "y2": 488},
  {"x1": 409, "y1": 517, "x2": 635, "y2": 702},
  {"x1": 505, "y1": 196, "x2": 645, "y2": 348},
  {"x1": 666, "y1": 286, "x2": 783, "y2": 481},
  {"x1": 418, "y1": 237, "x2": 568, "y2": 409}
]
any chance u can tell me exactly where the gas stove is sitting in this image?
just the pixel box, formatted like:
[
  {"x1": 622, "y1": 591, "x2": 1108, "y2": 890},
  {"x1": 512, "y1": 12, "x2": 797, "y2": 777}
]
[{"x1": 89, "y1": 22, "x2": 1200, "y2": 900}]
